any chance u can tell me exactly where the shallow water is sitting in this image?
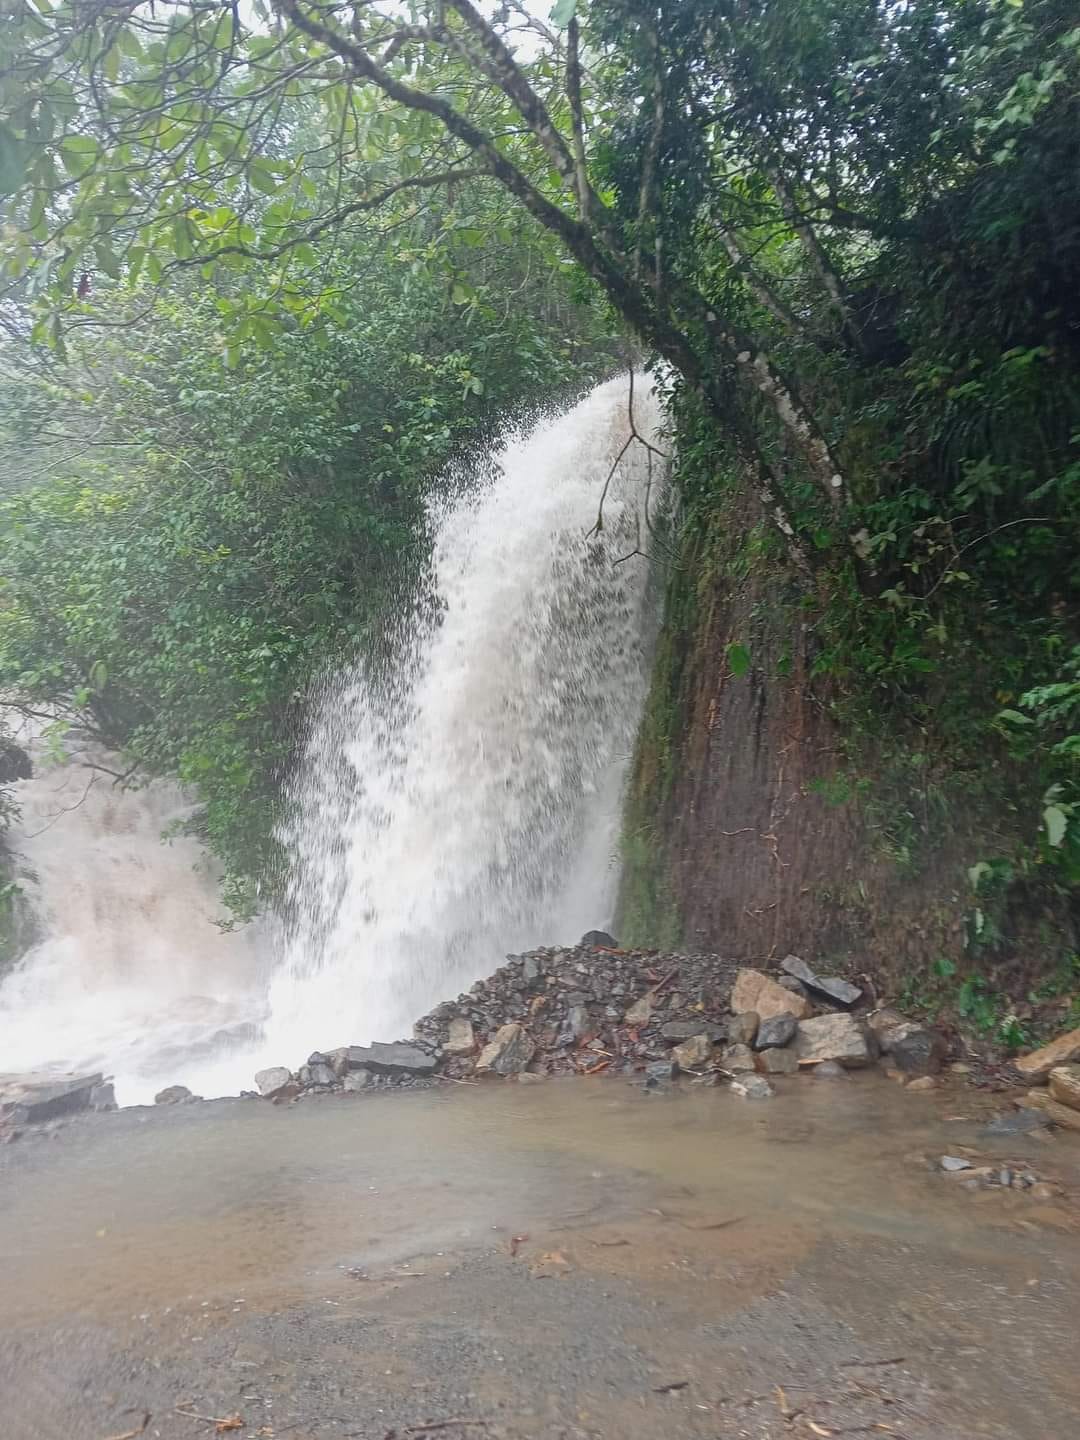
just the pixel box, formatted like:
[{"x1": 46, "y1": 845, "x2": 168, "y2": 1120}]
[{"x1": 2, "y1": 1075, "x2": 1077, "y2": 1330}]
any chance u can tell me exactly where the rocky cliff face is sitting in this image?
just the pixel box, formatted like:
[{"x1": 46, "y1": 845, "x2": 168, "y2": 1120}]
[{"x1": 617, "y1": 499, "x2": 1074, "y2": 1009}]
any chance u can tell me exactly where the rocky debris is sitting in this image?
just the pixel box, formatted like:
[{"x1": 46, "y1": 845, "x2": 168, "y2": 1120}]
[
  {"x1": 1013, "y1": 1025, "x2": 1080, "y2": 1083},
  {"x1": 299, "y1": 1060, "x2": 336, "y2": 1088},
  {"x1": 929, "y1": 1150, "x2": 1067, "y2": 1200},
  {"x1": 445, "y1": 1018, "x2": 477, "y2": 1056},
  {"x1": 731, "y1": 1075, "x2": 774, "y2": 1100},
  {"x1": 624, "y1": 990, "x2": 654, "y2": 1025},
  {"x1": 758, "y1": 1046, "x2": 798, "y2": 1075},
  {"x1": 1049, "y1": 1064, "x2": 1080, "y2": 1112},
  {"x1": 0, "y1": 1071, "x2": 109, "y2": 1125},
  {"x1": 731, "y1": 967, "x2": 812, "y2": 1022},
  {"x1": 154, "y1": 1084, "x2": 197, "y2": 1105},
  {"x1": 476, "y1": 1023, "x2": 535, "y2": 1076},
  {"x1": 795, "y1": 1013, "x2": 875, "y2": 1069},
  {"x1": 672, "y1": 1033, "x2": 715, "y2": 1072},
  {"x1": 878, "y1": 1020, "x2": 947, "y2": 1075},
  {"x1": 728, "y1": 1011, "x2": 759, "y2": 1046},
  {"x1": 780, "y1": 954, "x2": 862, "y2": 1008},
  {"x1": 254, "y1": 1066, "x2": 294, "y2": 1098},
  {"x1": 754, "y1": 1012, "x2": 797, "y2": 1050}
]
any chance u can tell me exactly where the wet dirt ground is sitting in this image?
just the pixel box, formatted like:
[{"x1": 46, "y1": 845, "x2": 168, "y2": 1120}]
[{"x1": 1, "y1": 1074, "x2": 1078, "y2": 1440}]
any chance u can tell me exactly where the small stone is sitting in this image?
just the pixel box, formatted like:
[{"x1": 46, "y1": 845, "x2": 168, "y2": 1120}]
[
  {"x1": 516, "y1": 1072, "x2": 546, "y2": 1085},
  {"x1": 949, "y1": 1061, "x2": 972, "y2": 1074},
  {"x1": 566, "y1": 1005, "x2": 592, "y2": 1041},
  {"x1": 729, "y1": 1011, "x2": 760, "y2": 1046},
  {"x1": 624, "y1": 990, "x2": 655, "y2": 1025},
  {"x1": 731, "y1": 968, "x2": 811, "y2": 1022},
  {"x1": 757, "y1": 1047, "x2": 798, "y2": 1075},
  {"x1": 254, "y1": 1066, "x2": 293, "y2": 1098},
  {"x1": 980, "y1": 1106, "x2": 1050, "y2": 1136},
  {"x1": 522, "y1": 955, "x2": 541, "y2": 987},
  {"x1": 999, "y1": 1169, "x2": 1012, "y2": 1188},
  {"x1": 731, "y1": 1075, "x2": 774, "y2": 1100},
  {"x1": 795, "y1": 1013, "x2": 875, "y2": 1068},
  {"x1": 154, "y1": 1085, "x2": 195, "y2": 1105},
  {"x1": 672, "y1": 1033, "x2": 715, "y2": 1072},
  {"x1": 754, "y1": 1012, "x2": 797, "y2": 1050},
  {"x1": 445, "y1": 1017, "x2": 477, "y2": 1056},
  {"x1": 1014, "y1": 1025, "x2": 1080, "y2": 1083},
  {"x1": 879, "y1": 1022, "x2": 947, "y2": 1075},
  {"x1": 812, "y1": 1060, "x2": 849, "y2": 1079},
  {"x1": 868, "y1": 1007, "x2": 906, "y2": 1036},
  {"x1": 721, "y1": 1043, "x2": 756, "y2": 1072},
  {"x1": 906, "y1": 1075, "x2": 939, "y2": 1092},
  {"x1": 646, "y1": 1059, "x2": 676, "y2": 1081},
  {"x1": 940, "y1": 1155, "x2": 972, "y2": 1172},
  {"x1": 1030, "y1": 1182, "x2": 1059, "y2": 1201},
  {"x1": 343, "y1": 1068, "x2": 372, "y2": 1091},
  {"x1": 476, "y1": 1023, "x2": 536, "y2": 1076},
  {"x1": 1048, "y1": 1063, "x2": 1080, "y2": 1113}
]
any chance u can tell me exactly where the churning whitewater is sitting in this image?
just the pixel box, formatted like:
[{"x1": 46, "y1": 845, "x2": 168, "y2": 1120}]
[{"x1": 0, "y1": 378, "x2": 662, "y2": 1103}]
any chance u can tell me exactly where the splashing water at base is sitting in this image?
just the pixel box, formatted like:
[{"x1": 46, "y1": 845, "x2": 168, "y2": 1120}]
[
  {"x1": 0, "y1": 378, "x2": 662, "y2": 1101},
  {"x1": 262, "y1": 376, "x2": 663, "y2": 1060}
]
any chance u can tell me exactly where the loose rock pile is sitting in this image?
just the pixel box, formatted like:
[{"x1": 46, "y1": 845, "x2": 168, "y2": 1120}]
[{"x1": 265, "y1": 938, "x2": 952, "y2": 1103}]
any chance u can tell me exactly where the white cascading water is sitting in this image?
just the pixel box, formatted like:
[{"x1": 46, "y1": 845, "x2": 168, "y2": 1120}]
[{"x1": 0, "y1": 377, "x2": 662, "y2": 1103}]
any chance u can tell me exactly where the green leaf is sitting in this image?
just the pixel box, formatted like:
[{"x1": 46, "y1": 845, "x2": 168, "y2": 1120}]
[
  {"x1": 0, "y1": 122, "x2": 26, "y2": 197},
  {"x1": 1044, "y1": 805, "x2": 1068, "y2": 848},
  {"x1": 550, "y1": 0, "x2": 578, "y2": 26},
  {"x1": 728, "y1": 643, "x2": 750, "y2": 677}
]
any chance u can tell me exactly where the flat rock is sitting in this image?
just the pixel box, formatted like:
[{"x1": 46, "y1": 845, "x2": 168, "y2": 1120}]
[
  {"x1": 476, "y1": 1023, "x2": 536, "y2": 1076},
  {"x1": 673, "y1": 1033, "x2": 715, "y2": 1072},
  {"x1": 781, "y1": 954, "x2": 861, "y2": 1007},
  {"x1": 731, "y1": 1075, "x2": 774, "y2": 1100},
  {"x1": 254, "y1": 1066, "x2": 294, "y2": 1098},
  {"x1": 0, "y1": 1071, "x2": 105, "y2": 1125},
  {"x1": 661, "y1": 1020, "x2": 726, "y2": 1042},
  {"x1": 1048, "y1": 1064, "x2": 1080, "y2": 1112},
  {"x1": 940, "y1": 1155, "x2": 973, "y2": 1172},
  {"x1": 757, "y1": 1046, "x2": 798, "y2": 1075},
  {"x1": 811, "y1": 1059, "x2": 849, "y2": 1080},
  {"x1": 445, "y1": 1017, "x2": 477, "y2": 1056},
  {"x1": 754, "y1": 1012, "x2": 797, "y2": 1050},
  {"x1": 731, "y1": 968, "x2": 811, "y2": 1022},
  {"x1": 721, "y1": 1042, "x2": 756, "y2": 1072},
  {"x1": 338, "y1": 1042, "x2": 436, "y2": 1076},
  {"x1": 879, "y1": 1021, "x2": 947, "y2": 1075},
  {"x1": 795, "y1": 1013, "x2": 875, "y2": 1068},
  {"x1": 728, "y1": 1011, "x2": 759, "y2": 1046},
  {"x1": 1014, "y1": 1025, "x2": 1080, "y2": 1083}
]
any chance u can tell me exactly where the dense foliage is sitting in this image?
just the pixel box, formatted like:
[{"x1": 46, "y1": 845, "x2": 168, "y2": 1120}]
[{"x1": 1, "y1": 0, "x2": 1078, "y2": 992}]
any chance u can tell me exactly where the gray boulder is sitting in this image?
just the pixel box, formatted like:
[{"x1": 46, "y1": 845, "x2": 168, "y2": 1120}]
[
  {"x1": 254, "y1": 1066, "x2": 294, "y2": 1098},
  {"x1": 343, "y1": 1068, "x2": 373, "y2": 1092},
  {"x1": 0, "y1": 1071, "x2": 105, "y2": 1125},
  {"x1": 754, "y1": 1012, "x2": 798, "y2": 1050},
  {"x1": 879, "y1": 1021, "x2": 947, "y2": 1075},
  {"x1": 445, "y1": 1017, "x2": 477, "y2": 1056},
  {"x1": 795, "y1": 1013, "x2": 875, "y2": 1068},
  {"x1": 154, "y1": 1084, "x2": 195, "y2": 1105},
  {"x1": 476, "y1": 1023, "x2": 535, "y2": 1076},
  {"x1": 728, "y1": 1011, "x2": 760, "y2": 1046},
  {"x1": 731, "y1": 1075, "x2": 774, "y2": 1100}
]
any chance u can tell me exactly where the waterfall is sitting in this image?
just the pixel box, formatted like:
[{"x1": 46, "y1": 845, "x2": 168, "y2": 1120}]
[{"x1": 0, "y1": 377, "x2": 662, "y2": 1102}]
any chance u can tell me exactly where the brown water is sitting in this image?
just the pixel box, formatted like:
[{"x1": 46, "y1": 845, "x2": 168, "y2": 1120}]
[{"x1": 2, "y1": 1075, "x2": 1077, "y2": 1331}]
